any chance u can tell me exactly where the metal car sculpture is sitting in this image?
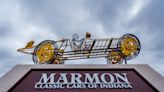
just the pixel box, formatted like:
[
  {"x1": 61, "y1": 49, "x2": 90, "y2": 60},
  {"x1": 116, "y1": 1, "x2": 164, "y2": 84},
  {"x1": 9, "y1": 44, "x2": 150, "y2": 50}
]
[{"x1": 17, "y1": 32, "x2": 141, "y2": 64}]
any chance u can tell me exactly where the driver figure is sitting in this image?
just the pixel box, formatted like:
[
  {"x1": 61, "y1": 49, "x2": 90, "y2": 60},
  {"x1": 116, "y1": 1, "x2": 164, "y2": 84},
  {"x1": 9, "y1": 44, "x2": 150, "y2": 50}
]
[{"x1": 82, "y1": 32, "x2": 93, "y2": 50}]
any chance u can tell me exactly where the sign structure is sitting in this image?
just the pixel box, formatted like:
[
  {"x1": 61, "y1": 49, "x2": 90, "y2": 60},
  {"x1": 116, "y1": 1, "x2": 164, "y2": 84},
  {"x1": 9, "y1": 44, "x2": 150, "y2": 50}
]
[{"x1": 0, "y1": 65, "x2": 164, "y2": 92}]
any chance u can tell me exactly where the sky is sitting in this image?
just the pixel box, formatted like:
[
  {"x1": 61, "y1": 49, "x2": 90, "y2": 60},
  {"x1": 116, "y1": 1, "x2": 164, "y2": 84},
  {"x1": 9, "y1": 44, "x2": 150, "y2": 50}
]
[{"x1": 0, "y1": 0, "x2": 164, "y2": 77}]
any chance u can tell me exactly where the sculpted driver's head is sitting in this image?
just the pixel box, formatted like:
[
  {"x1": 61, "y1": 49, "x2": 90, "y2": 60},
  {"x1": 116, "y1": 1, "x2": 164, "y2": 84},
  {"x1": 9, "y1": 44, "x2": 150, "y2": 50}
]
[{"x1": 86, "y1": 32, "x2": 91, "y2": 38}]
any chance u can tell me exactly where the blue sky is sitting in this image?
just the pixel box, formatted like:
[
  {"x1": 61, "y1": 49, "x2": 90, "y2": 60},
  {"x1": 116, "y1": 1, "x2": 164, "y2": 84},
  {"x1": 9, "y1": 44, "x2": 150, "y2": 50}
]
[{"x1": 0, "y1": 0, "x2": 164, "y2": 77}]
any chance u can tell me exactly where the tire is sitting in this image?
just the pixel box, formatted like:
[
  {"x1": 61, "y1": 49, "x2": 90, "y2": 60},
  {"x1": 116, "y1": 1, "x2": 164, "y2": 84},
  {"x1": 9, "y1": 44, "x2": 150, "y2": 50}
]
[
  {"x1": 33, "y1": 40, "x2": 57, "y2": 64},
  {"x1": 117, "y1": 34, "x2": 141, "y2": 60}
]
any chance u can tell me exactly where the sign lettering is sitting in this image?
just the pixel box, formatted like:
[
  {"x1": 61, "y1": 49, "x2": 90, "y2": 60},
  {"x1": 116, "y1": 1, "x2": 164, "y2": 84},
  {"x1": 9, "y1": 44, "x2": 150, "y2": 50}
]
[{"x1": 35, "y1": 73, "x2": 132, "y2": 89}]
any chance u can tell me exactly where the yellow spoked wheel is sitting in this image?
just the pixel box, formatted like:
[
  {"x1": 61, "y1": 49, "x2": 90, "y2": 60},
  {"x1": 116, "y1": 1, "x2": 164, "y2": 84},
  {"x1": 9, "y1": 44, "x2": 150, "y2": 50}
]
[
  {"x1": 117, "y1": 34, "x2": 141, "y2": 60},
  {"x1": 33, "y1": 40, "x2": 57, "y2": 64},
  {"x1": 107, "y1": 51, "x2": 123, "y2": 64}
]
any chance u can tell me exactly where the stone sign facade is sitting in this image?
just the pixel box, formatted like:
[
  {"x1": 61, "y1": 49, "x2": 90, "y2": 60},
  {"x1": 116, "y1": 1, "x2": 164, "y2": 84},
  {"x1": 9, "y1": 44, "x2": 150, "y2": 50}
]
[{"x1": 0, "y1": 64, "x2": 163, "y2": 92}]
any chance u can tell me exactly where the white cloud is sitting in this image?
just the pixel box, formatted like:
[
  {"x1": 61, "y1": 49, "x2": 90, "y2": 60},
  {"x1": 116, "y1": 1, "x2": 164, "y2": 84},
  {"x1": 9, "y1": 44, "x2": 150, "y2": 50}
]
[
  {"x1": 128, "y1": 0, "x2": 149, "y2": 21},
  {"x1": 0, "y1": 0, "x2": 59, "y2": 77},
  {"x1": 0, "y1": 0, "x2": 164, "y2": 78}
]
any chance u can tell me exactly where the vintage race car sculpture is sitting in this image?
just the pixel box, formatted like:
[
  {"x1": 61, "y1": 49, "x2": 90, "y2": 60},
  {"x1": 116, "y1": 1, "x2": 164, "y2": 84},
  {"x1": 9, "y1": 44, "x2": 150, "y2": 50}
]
[{"x1": 17, "y1": 33, "x2": 141, "y2": 64}]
